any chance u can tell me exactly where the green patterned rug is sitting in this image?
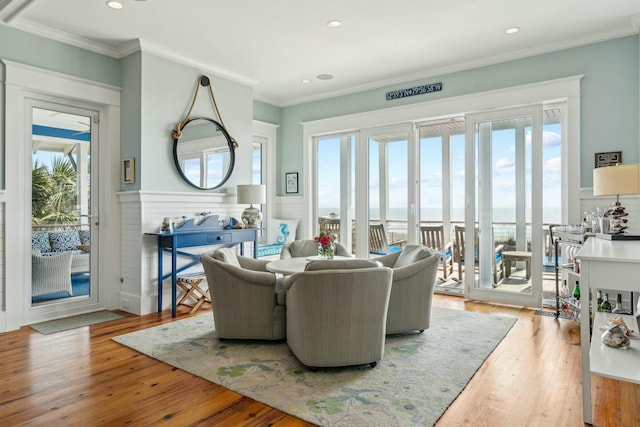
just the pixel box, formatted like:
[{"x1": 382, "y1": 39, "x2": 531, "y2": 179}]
[{"x1": 113, "y1": 307, "x2": 515, "y2": 426}]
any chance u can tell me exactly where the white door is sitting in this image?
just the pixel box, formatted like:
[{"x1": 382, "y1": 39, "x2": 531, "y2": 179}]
[
  {"x1": 465, "y1": 105, "x2": 543, "y2": 307},
  {"x1": 27, "y1": 100, "x2": 100, "y2": 320}
]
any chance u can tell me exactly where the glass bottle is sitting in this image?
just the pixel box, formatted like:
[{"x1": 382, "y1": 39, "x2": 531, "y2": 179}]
[
  {"x1": 572, "y1": 281, "x2": 580, "y2": 301},
  {"x1": 596, "y1": 290, "x2": 603, "y2": 311},
  {"x1": 600, "y1": 293, "x2": 612, "y2": 313},
  {"x1": 560, "y1": 280, "x2": 570, "y2": 298},
  {"x1": 611, "y1": 293, "x2": 631, "y2": 314}
]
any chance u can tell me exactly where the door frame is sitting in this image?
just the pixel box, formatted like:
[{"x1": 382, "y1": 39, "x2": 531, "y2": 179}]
[
  {"x1": 27, "y1": 100, "x2": 100, "y2": 317},
  {"x1": 2, "y1": 60, "x2": 121, "y2": 331},
  {"x1": 464, "y1": 105, "x2": 543, "y2": 307}
]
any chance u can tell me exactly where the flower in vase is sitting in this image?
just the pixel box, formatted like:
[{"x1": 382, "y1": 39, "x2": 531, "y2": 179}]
[{"x1": 314, "y1": 232, "x2": 335, "y2": 258}]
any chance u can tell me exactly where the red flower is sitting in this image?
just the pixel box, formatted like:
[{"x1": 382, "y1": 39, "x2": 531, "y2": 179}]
[{"x1": 319, "y1": 235, "x2": 331, "y2": 247}]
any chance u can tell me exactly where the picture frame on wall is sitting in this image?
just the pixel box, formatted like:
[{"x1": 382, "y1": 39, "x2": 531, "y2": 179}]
[
  {"x1": 286, "y1": 172, "x2": 298, "y2": 194},
  {"x1": 595, "y1": 151, "x2": 622, "y2": 168},
  {"x1": 122, "y1": 158, "x2": 135, "y2": 184}
]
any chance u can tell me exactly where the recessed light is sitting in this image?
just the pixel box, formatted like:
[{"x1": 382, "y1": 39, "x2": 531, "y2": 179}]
[
  {"x1": 327, "y1": 20, "x2": 342, "y2": 28},
  {"x1": 301, "y1": 79, "x2": 311, "y2": 84},
  {"x1": 505, "y1": 27, "x2": 520, "y2": 35},
  {"x1": 106, "y1": 1, "x2": 124, "y2": 10},
  {"x1": 317, "y1": 74, "x2": 334, "y2": 81}
]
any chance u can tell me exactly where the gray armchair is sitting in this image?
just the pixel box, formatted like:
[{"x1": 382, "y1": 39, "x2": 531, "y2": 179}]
[
  {"x1": 201, "y1": 248, "x2": 286, "y2": 340},
  {"x1": 280, "y1": 239, "x2": 352, "y2": 258},
  {"x1": 282, "y1": 259, "x2": 392, "y2": 368},
  {"x1": 374, "y1": 245, "x2": 439, "y2": 334}
]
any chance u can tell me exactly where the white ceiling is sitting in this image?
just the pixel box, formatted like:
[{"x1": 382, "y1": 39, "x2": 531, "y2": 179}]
[{"x1": 2, "y1": 0, "x2": 640, "y2": 107}]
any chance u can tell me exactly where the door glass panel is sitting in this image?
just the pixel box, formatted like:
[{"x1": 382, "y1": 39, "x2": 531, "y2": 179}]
[
  {"x1": 31, "y1": 107, "x2": 92, "y2": 304},
  {"x1": 315, "y1": 135, "x2": 354, "y2": 252},
  {"x1": 367, "y1": 132, "x2": 409, "y2": 255},
  {"x1": 474, "y1": 115, "x2": 533, "y2": 294},
  {"x1": 420, "y1": 136, "x2": 443, "y2": 224}
]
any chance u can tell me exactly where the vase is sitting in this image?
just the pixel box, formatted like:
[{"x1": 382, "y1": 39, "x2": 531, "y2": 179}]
[{"x1": 318, "y1": 242, "x2": 335, "y2": 259}]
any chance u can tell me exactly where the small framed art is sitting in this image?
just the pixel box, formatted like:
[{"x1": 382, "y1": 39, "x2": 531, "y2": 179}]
[
  {"x1": 286, "y1": 172, "x2": 298, "y2": 194},
  {"x1": 595, "y1": 151, "x2": 621, "y2": 168},
  {"x1": 122, "y1": 158, "x2": 135, "y2": 184}
]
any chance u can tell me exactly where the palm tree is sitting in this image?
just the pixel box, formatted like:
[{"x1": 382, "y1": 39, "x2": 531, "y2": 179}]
[{"x1": 32, "y1": 156, "x2": 78, "y2": 224}]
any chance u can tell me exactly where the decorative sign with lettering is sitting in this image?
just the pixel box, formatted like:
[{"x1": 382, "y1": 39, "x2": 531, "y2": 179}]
[{"x1": 386, "y1": 82, "x2": 443, "y2": 100}]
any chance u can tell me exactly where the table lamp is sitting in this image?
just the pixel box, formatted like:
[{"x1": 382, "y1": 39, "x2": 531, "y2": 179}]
[
  {"x1": 593, "y1": 163, "x2": 640, "y2": 237},
  {"x1": 236, "y1": 184, "x2": 266, "y2": 228}
]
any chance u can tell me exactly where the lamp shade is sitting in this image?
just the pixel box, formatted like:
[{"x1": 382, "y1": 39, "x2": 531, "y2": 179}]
[
  {"x1": 593, "y1": 164, "x2": 640, "y2": 196},
  {"x1": 236, "y1": 184, "x2": 266, "y2": 204}
]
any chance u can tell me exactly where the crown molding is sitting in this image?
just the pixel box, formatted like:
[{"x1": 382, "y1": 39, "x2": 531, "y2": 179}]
[
  {"x1": 272, "y1": 28, "x2": 639, "y2": 108},
  {"x1": 0, "y1": 0, "x2": 36, "y2": 23},
  {"x1": 10, "y1": 16, "x2": 121, "y2": 57}
]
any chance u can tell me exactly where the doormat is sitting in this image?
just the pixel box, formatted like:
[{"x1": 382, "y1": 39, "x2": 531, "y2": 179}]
[
  {"x1": 30, "y1": 310, "x2": 124, "y2": 334},
  {"x1": 534, "y1": 309, "x2": 572, "y2": 320}
]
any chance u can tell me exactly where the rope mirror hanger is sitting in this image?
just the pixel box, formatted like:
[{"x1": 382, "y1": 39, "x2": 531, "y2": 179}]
[{"x1": 172, "y1": 75, "x2": 239, "y2": 149}]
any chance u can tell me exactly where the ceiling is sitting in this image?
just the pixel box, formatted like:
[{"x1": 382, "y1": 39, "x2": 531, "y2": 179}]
[{"x1": 2, "y1": 0, "x2": 640, "y2": 107}]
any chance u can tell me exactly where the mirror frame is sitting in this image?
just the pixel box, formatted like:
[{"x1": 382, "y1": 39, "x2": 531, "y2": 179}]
[{"x1": 172, "y1": 117, "x2": 236, "y2": 190}]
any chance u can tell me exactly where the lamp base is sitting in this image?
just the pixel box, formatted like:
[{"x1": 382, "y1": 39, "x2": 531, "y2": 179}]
[
  {"x1": 241, "y1": 205, "x2": 262, "y2": 228},
  {"x1": 605, "y1": 199, "x2": 629, "y2": 234}
]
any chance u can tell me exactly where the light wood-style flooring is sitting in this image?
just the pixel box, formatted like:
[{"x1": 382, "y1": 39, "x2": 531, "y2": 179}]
[{"x1": 1, "y1": 295, "x2": 638, "y2": 426}]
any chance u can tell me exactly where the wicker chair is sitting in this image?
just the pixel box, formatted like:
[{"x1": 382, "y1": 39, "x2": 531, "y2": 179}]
[{"x1": 32, "y1": 252, "x2": 73, "y2": 297}]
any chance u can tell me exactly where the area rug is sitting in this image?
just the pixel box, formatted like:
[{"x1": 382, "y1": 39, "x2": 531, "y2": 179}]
[
  {"x1": 113, "y1": 307, "x2": 515, "y2": 426},
  {"x1": 30, "y1": 310, "x2": 124, "y2": 334}
]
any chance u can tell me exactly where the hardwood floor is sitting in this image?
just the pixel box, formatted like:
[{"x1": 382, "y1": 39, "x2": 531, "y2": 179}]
[{"x1": 1, "y1": 296, "x2": 638, "y2": 426}]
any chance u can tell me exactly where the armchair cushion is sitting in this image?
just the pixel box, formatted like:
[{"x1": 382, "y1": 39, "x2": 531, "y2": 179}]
[
  {"x1": 212, "y1": 247, "x2": 241, "y2": 268},
  {"x1": 32, "y1": 231, "x2": 52, "y2": 253},
  {"x1": 32, "y1": 251, "x2": 73, "y2": 297},
  {"x1": 268, "y1": 219, "x2": 299, "y2": 245},
  {"x1": 49, "y1": 230, "x2": 82, "y2": 252},
  {"x1": 280, "y1": 239, "x2": 352, "y2": 259},
  {"x1": 305, "y1": 258, "x2": 379, "y2": 271},
  {"x1": 393, "y1": 244, "x2": 433, "y2": 268}
]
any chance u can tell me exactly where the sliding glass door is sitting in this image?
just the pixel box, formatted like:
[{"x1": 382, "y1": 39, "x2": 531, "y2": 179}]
[
  {"x1": 362, "y1": 125, "x2": 413, "y2": 255},
  {"x1": 465, "y1": 106, "x2": 543, "y2": 307}
]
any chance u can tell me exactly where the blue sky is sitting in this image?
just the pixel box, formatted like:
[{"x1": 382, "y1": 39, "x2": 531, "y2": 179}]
[{"x1": 316, "y1": 122, "x2": 562, "y2": 224}]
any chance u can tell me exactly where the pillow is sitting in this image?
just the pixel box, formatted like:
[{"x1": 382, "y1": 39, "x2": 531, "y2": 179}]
[
  {"x1": 49, "y1": 230, "x2": 82, "y2": 252},
  {"x1": 305, "y1": 259, "x2": 379, "y2": 271},
  {"x1": 268, "y1": 219, "x2": 299, "y2": 245},
  {"x1": 78, "y1": 229, "x2": 91, "y2": 245},
  {"x1": 32, "y1": 231, "x2": 52, "y2": 253},
  {"x1": 393, "y1": 245, "x2": 432, "y2": 268},
  {"x1": 213, "y1": 248, "x2": 241, "y2": 268}
]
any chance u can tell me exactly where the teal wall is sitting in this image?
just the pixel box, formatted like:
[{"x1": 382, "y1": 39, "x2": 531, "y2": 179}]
[
  {"x1": 253, "y1": 100, "x2": 281, "y2": 125},
  {"x1": 278, "y1": 35, "x2": 640, "y2": 195},
  {"x1": 0, "y1": 24, "x2": 120, "y2": 189},
  {"x1": 139, "y1": 52, "x2": 254, "y2": 192},
  {"x1": 120, "y1": 52, "x2": 142, "y2": 191}
]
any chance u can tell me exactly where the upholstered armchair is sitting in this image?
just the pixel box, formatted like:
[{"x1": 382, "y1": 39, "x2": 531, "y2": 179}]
[
  {"x1": 374, "y1": 245, "x2": 439, "y2": 334},
  {"x1": 201, "y1": 248, "x2": 286, "y2": 340},
  {"x1": 280, "y1": 239, "x2": 352, "y2": 258},
  {"x1": 282, "y1": 259, "x2": 392, "y2": 368},
  {"x1": 32, "y1": 251, "x2": 73, "y2": 297}
]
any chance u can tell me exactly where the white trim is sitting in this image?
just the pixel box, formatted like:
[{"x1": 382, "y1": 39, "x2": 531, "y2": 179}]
[
  {"x1": 2, "y1": 60, "x2": 121, "y2": 331},
  {"x1": 252, "y1": 120, "x2": 278, "y2": 241},
  {"x1": 303, "y1": 76, "x2": 582, "y2": 134}
]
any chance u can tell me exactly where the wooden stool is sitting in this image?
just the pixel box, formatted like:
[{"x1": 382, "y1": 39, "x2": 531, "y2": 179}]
[{"x1": 176, "y1": 273, "x2": 211, "y2": 314}]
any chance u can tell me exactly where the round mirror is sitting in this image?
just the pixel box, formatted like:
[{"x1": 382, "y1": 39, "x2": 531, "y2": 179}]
[{"x1": 173, "y1": 117, "x2": 236, "y2": 190}]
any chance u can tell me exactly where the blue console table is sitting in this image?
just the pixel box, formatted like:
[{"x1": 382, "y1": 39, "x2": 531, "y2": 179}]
[{"x1": 146, "y1": 227, "x2": 258, "y2": 317}]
